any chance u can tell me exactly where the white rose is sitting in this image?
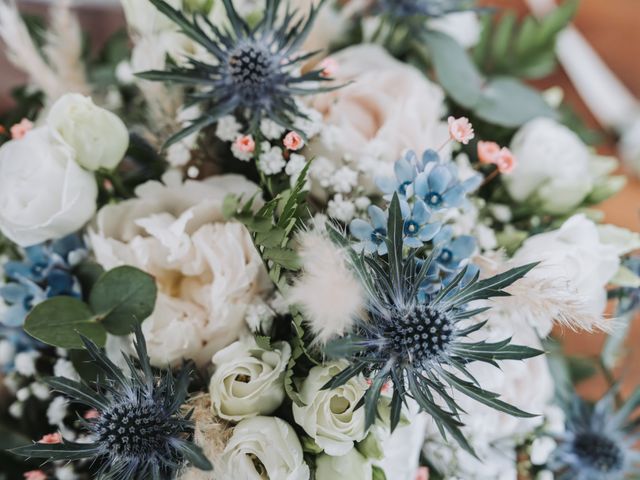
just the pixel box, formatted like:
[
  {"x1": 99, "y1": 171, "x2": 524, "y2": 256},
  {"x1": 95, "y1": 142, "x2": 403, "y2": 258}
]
[
  {"x1": 120, "y1": 0, "x2": 181, "y2": 35},
  {"x1": 0, "y1": 127, "x2": 97, "y2": 246},
  {"x1": 511, "y1": 214, "x2": 620, "y2": 334},
  {"x1": 316, "y1": 449, "x2": 372, "y2": 480},
  {"x1": 506, "y1": 118, "x2": 596, "y2": 214},
  {"x1": 220, "y1": 416, "x2": 310, "y2": 480},
  {"x1": 48, "y1": 94, "x2": 129, "y2": 171},
  {"x1": 308, "y1": 44, "x2": 448, "y2": 197},
  {"x1": 89, "y1": 171, "x2": 271, "y2": 367},
  {"x1": 292, "y1": 362, "x2": 368, "y2": 456},
  {"x1": 209, "y1": 337, "x2": 291, "y2": 422}
]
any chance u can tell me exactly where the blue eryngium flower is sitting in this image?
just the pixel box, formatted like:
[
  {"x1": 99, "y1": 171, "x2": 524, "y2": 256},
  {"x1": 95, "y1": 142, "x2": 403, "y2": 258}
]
[
  {"x1": 139, "y1": 0, "x2": 337, "y2": 147},
  {"x1": 326, "y1": 195, "x2": 541, "y2": 456},
  {"x1": 12, "y1": 327, "x2": 213, "y2": 479},
  {"x1": 548, "y1": 388, "x2": 640, "y2": 480},
  {"x1": 374, "y1": 0, "x2": 475, "y2": 18}
]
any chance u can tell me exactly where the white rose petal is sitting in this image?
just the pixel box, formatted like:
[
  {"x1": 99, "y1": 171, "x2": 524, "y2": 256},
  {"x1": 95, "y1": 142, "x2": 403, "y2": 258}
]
[
  {"x1": 48, "y1": 94, "x2": 129, "y2": 171},
  {"x1": 316, "y1": 449, "x2": 372, "y2": 480},
  {"x1": 89, "y1": 172, "x2": 270, "y2": 367},
  {"x1": 0, "y1": 128, "x2": 97, "y2": 246},
  {"x1": 506, "y1": 118, "x2": 595, "y2": 214},
  {"x1": 220, "y1": 416, "x2": 310, "y2": 480},
  {"x1": 292, "y1": 362, "x2": 368, "y2": 456},
  {"x1": 209, "y1": 337, "x2": 290, "y2": 422},
  {"x1": 308, "y1": 44, "x2": 448, "y2": 199}
]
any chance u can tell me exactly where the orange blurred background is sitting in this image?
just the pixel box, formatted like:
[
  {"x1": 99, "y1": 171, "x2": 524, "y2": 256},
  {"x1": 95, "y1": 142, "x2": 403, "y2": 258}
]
[{"x1": 0, "y1": 0, "x2": 639, "y2": 399}]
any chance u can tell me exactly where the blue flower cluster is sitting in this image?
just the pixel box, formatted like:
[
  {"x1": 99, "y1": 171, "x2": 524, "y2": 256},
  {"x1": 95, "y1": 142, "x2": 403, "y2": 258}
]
[
  {"x1": 350, "y1": 149, "x2": 481, "y2": 290},
  {"x1": 0, "y1": 234, "x2": 85, "y2": 371}
]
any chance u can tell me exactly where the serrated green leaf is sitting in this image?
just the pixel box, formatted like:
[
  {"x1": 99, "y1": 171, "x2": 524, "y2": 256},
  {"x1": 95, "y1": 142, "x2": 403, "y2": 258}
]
[
  {"x1": 263, "y1": 248, "x2": 300, "y2": 270},
  {"x1": 25, "y1": 297, "x2": 106, "y2": 349},
  {"x1": 254, "y1": 335, "x2": 272, "y2": 351},
  {"x1": 89, "y1": 266, "x2": 157, "y2": 335}
]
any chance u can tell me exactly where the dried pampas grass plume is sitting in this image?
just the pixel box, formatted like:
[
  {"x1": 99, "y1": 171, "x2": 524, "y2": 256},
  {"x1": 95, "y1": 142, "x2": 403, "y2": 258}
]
[
  {"x1": 288, "y1": 227, "x2": 365, "y2": 346},
  {"x1": 0, "y1": 0, "x2": 89, "y2": 103},
  {"x1": 178, "y1": 395, "x2": 232, "y2": 480}
]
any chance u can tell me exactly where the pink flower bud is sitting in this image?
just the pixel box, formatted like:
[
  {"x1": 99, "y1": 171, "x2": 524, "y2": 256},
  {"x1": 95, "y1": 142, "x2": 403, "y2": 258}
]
[
  {"x1": 284, "y1": 131, "x2": 304, "y2": 151},
  {"x1": 447, "y1": 116, "x2": 474, "y2": 144},
  {"x1": 10, "y1": 118, "x2": 33, "y2": 140}
]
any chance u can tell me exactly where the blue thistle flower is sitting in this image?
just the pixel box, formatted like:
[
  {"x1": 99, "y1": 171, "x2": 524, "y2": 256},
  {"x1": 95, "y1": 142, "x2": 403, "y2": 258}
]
[
  {"x1": 11, "y1": 327, "x2": 213, "y2": 478},
  {"x1": 0, "y1": 234, "x2": 84, "y2": 329},
  {"x1": 325, "y1": 195, "x2": 541, "y2": 456},
  {"x1": 138, "y1": 0, "x2": 337, "y2": 147},
  {"x1": 373, "y1": 0, "x2": 475, "y2": 19},
  {"x1": 548, "y1": 388, "x2": 640, "y2": 480}
]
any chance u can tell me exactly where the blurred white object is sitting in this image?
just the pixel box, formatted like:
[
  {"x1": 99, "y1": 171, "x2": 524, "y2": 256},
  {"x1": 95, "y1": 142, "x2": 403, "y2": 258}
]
[{"x1": 526, "y1": 0, "x2": 640, "y2": 175}]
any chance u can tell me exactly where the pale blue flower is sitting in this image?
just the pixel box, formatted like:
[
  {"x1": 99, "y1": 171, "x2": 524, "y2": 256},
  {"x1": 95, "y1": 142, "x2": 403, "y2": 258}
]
[
  {"x1": 350, "y1": 206, "x2": 389, "y2": 255},
  {"x1": 432, "y1": 226, "x2": 476, "y2": 273},
  {"x1": 402, "y1": 198, "x2": 441, "y2": 248}
]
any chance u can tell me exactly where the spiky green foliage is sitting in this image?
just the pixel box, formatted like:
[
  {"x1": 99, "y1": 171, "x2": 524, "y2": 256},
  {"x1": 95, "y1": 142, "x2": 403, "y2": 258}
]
[
  {"x1": 11, "y1": 327, "x2": 212, "y2": 479},
  {"x1": 324, "y1": 195, "x2": 542, "y2": 456},
  {"x1": 138, "y1": 0, "x2": 337, "y2": 147}
]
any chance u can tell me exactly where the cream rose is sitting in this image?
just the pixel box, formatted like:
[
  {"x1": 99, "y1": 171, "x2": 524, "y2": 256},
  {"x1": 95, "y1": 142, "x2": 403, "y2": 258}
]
[
  {"x1": 0, "y1": 127, "x2": 97, "y2": 246},
  {"x1": 316, "y1": 449, "x2": 372, "y2": 480},
  {"x1": 48, "y1": 94, "x2": 129, "y2": 171},
  {"x1": 209, "y1": 337, "x2": 290, "y2": 422},
  {"x1": 219, "y1": 416, "x2": 310, "y2": 480},
  {"x1": 510, "y1": 214, "x2": 620, "y2": 334},
  {"x1": 308, "y1": 44, "x2": 448, "y2": 196},
  {"x1": 292, "y1": 362, "x2": 368, "y2": 456},
  {"x1": 89, "y1": 171, "x2": 271, "y2": 367},
  {"x1": 506, "y1": 118, "x2": 609, "y2": 214}
]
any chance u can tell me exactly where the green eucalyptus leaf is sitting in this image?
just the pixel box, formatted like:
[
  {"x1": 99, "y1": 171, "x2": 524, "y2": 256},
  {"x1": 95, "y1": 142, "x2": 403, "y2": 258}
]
[
  {"x1": 89, "y1": 266, "x2": 157, "y2": 335},
  {"x1": 372, "y1": 466, "x2": 388, "y2": 480},
  {"x1": 423, "y1": 30, "x2": 484, "y2": 108},
  {"x1": 24, "y1": 297, "x2": 106, "y2": 349},
  {"x1": 474, "y1": 77, "x2": 557, "y2": 127}
]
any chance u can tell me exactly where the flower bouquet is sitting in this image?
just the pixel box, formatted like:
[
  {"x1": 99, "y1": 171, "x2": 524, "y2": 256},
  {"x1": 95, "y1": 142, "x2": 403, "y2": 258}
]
[{"x1": 0, "y1": 0, "x2": 639, "y2": 479}]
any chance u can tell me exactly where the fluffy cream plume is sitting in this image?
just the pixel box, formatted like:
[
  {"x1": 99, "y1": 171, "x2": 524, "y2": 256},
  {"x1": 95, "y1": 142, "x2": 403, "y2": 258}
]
[
  {"x1": 288, "y1": 228, "x2": 365, "y2": 346},
  {"x1": 177, "y1": 395, "x2": 231, "y2": 480},
  {"x1": 476, "y1": 254, "x2": 612, "y2": 335},
  {"x1": 0, "y1": 0, "x2": 89, "y2": 103}
]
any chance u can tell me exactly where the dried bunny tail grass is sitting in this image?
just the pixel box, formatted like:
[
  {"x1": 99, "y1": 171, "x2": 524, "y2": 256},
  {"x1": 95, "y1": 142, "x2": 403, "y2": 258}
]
[
  {"x1": 494, "y1": 265, "x2": 613, "y2": 334},
  {"x1": 43, "y1": 0, "x2": 90, "y2": 97},
  {"x1": 178, "y1": 395, "x2": 232, "y2": 480},
  {"x1": 288, "y1": 226, "x2": 366, "y2": 346},
  {"x1": 0, "y1": 0, "x2": 88, "y2": 103}
]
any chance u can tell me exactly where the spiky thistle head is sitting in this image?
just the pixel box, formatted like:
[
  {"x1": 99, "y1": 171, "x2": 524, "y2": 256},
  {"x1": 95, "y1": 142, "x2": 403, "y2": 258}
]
[
  {"x1": 11, "y1": 326, "x2": 212, "y2": 479},
  {"x1": 138, "y1": 0, "x2": 338, "y2": 147},
  {"x1": 547, "y1": 388, "x2": 640, "y2": 480},
  {"x1": 373, "y1": 0, "x2": 475, "y2": 19},
  {"x1": 324, "y1": 195, "x2": 542, "y2": 456}
]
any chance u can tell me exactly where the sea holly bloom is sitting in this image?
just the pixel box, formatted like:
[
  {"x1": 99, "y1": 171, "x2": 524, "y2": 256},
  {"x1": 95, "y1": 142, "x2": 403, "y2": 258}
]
[
  {"x1": 10, "y1": 118, "x2": 33, "y2": 140},
  {"x1": 12, "y1": 327, "x2": 212, "y2": 479},
  {"x1": 350, "y1": 205, "x2": 389, "y2": 255},
  {"x1": 139, "y1": 0, "x2": 339, "y2": 147},
  {"x1": 548, "y1": 388, "x2": 640, "y2": 480},
  {"x1": 447, "y1": 116, "x2": 475, "y2": 145},
  {"x1": 283, "y1": 131, "x2": 304, "y2": 151},
  {"x1": 374, "y1": 0, "x2": 474, "y2": 18},
  {"x1": 325, "y1": 196, "x2": 541, "y2": 456},
  {"x1": 402, "y1": 198, "x2": 441, "y2": 248}
]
